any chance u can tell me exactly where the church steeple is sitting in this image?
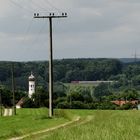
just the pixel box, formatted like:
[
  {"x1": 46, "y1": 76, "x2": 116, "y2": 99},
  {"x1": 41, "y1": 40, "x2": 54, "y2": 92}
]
[{"x1": 28, "y1": 72, "x2": 35, "y2": 98}]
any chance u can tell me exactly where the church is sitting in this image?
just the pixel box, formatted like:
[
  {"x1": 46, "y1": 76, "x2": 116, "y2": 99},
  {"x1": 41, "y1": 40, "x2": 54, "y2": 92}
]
[
  {"x1": 16, "y1": 72, "x2": 35, "y2": 109},
  {"x1": 28, "y1": 72, "x2": 35, "y2": 98}
]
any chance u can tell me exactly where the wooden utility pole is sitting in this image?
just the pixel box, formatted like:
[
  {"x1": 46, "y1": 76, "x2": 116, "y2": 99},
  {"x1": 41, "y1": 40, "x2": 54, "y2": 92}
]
[
  {"x1": 11, "y1": 63, "x2": 16, "y2": 115},
  {"x1": 0, "y1": 91, "x2": 2, "y2": 116},
  {"x1": 34, "y1": 13, "x2": 67, "y2": 117}
]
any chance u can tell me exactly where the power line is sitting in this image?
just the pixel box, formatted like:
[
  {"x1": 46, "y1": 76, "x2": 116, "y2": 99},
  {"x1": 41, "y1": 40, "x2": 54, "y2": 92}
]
[
  {"x1": 30, "y1": 0, "x2": 49, "y2": 11},
  {"x1": 132, "y1": 49, "x2": 140, "y2": 63},
  {"x1": 30, "y1": 20, "x2": 47, "y2": 47},
  {"x1": 42, "y1": 0, "x2": 62, "y2": 13},
  {"x1": 9, "y1": 0, "x2": 34, "y2": 13},
  {"x1": 22, "y1": 18, "x2": 34, "y2": 45}
]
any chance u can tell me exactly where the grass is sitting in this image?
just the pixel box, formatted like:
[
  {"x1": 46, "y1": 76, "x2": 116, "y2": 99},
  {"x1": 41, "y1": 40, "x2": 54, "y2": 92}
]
[
  {"x1": 0, "y1": 108, "x2": 69, "y2": 139},
  {"x1": 27, "y1": 110, "x2": 140, "y2": 140},
  {"x1": 1, "y1": 109, "x2": 140, "y2": 140}
]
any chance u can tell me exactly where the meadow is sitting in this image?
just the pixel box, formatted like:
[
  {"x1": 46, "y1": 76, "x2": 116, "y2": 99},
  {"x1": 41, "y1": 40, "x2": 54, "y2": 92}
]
[
  {"x1": 0, "y1": 109, "x2": 140, "y2": 140},
  {"x1": 25, "y1": 110, "x2": 140, "y2": 140},
  {"x1": 0, "y1": 108, "x2": 69, "y2": 139}
]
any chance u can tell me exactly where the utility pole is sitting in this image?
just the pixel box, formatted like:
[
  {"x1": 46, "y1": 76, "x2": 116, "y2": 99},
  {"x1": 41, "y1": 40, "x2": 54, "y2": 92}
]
[
  {"x1": 0, "y1": 90, "x2": 2, "y2": 116},
  {"x1": 132, "y1": 49, "x2": 140, "y2": 64},
  {"x1": 11, "y1": 63, "x2": 16, "y2": 115},
  {"x1": 34, "y1": 13, "x2": 67, "y2": 118}
]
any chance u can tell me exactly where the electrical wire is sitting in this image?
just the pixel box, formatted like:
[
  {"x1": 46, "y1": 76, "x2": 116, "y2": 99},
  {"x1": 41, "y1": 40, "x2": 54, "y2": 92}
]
[
  {"x1": 9, "y1": 0, "x2": 34, "y2": 13},
  {"x1": 42, "y1": 0, "x2": 63, "y2": 13},
  {"x1": 22, "y1": 18, "x2": 34, "y2": 45},
  {"x1": 30, "y1": 0, "x2": 48, "y2": 12},
  {"x1": 30, "y1": 20, "x2": 47, "y2": 48},
  {"x1": 7, "y1": 0, "x2": 63, "y2": 61}
]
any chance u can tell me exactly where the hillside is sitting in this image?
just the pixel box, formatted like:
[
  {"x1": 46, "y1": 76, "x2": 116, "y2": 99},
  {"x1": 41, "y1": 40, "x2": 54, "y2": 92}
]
[
  {"x1": 1, "y1": 58, "x2": 140, "y2": 91},
  {"x1": 0, "y1": 58, "x2": 123, "y2": 90}
]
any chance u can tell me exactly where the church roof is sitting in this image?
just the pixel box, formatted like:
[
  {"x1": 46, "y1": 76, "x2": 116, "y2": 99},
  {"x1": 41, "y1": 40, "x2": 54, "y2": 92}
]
[{"x1": 29, "y1": 72, "x2": 35, "y2": 81}]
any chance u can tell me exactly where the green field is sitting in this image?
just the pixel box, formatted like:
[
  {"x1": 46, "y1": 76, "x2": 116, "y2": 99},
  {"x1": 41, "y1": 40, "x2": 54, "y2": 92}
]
[
  {"x1": 0, "y1": 108, "x2": 69, "y2": 139},
  {"x1": 25, "y1": 110, "x2": 140, "y2": 140},
  {"x1": 0, "y1": 109, "x2": 140, "y2": 140}
]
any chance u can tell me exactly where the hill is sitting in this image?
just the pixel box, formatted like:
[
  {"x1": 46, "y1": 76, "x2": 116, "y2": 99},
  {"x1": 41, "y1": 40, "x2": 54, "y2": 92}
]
[{"x1": 0, "y1": 58, "x2": 123, "y2": 90}]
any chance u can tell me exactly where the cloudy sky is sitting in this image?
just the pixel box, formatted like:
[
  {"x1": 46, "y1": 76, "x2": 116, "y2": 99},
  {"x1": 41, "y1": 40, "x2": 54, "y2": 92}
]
[{"x1": 0, "y1": 0, "x2": 140, "y2": 61}]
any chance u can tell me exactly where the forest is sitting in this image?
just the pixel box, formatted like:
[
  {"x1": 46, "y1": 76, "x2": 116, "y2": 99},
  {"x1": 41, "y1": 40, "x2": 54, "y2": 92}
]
[
  {"x1": 0, "y1": 58, "x2": 123, "y2": 90},
  {"x1": 0, "y1": 58, "x2": 140, "y2": 109}
]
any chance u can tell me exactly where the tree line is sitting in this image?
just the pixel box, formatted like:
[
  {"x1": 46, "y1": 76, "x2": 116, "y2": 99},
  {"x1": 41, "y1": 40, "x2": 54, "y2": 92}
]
[
  {"x1": 0, "y1": 58, "x2": 140, "y2": 110},
  {"x1": 0, "y1": 58, "x2": 122, "y2": 90}
]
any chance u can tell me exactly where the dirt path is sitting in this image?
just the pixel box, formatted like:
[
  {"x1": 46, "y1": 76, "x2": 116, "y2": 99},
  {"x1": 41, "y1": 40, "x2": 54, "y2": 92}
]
[
  {"x1": 9, "y1": 116, "x2": 80, "y2": 140},
  {"x1": 9, "y1": 115, "x2": 93, "y2": 140}
]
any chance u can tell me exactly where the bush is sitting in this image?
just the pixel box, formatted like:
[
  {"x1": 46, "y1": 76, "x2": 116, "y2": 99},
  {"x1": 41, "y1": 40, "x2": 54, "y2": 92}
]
[
  {"x1": 54, "y1": 97, "x2": 67, "y2": 108},
  {"x1": 22, "y1": 98, "x2": 36, "y2": 108},
  {"x1": 56, "y1": 101, "x2": 70, "y2": 109},
  {"x1": 71, "y1": 101, "x2": 88, "y2": 109}
]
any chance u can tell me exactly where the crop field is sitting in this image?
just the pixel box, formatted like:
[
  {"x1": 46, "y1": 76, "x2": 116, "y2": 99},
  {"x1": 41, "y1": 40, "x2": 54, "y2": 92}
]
[
  {"x1": 0, "y1": 109, "x2": 140, "y2": 140},
  {"x1": 25, "y1": 110, "x2": 140, "y2": 140}
]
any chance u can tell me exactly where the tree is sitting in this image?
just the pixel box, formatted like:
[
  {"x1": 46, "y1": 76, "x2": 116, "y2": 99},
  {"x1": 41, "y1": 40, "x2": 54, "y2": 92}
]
[
  {"x1": 94, "y1": 83, "x2": 112, "y2": 101},
  {"x1": 120, "y1": 88, "x2": 139, "y2": 100},
  {"x1": 32, "y1": 86, "x2": 48, "y2": 107}
]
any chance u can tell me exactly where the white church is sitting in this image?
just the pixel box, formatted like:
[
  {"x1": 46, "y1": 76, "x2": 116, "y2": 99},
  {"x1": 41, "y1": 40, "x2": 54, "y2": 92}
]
[
  {"x1": 28, "y1": 72, "x2": 35, "y2": 98},
  {"x1": 16, "y1": 72, "x2": 35, "y2": 108}
]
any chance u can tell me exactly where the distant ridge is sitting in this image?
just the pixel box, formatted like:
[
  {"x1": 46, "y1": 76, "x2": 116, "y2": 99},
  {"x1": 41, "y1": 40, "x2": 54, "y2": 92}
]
[
  {"x1": 119, "y1": 58, "x2": 140, "y2": 63},
  {"x1": 0, "y1": 58, "x2": 140, "y2": 64}
]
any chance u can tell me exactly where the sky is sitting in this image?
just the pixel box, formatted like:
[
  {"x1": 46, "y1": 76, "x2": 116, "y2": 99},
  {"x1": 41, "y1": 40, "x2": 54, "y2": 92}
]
[{"x1": 0, "y1": 0, "x2": 140, "y2": 61}]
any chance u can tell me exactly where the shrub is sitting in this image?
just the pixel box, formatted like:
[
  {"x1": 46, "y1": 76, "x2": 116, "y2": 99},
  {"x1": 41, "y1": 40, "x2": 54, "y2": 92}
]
[{"x1": 56, "y1": 101, "x2": 70, "y2": 109}]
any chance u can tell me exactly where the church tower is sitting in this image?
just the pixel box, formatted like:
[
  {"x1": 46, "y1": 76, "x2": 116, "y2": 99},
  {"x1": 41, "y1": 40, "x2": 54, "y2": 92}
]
[{"x1": 28, "y1": 72, "x2": 35, "y2": 98}]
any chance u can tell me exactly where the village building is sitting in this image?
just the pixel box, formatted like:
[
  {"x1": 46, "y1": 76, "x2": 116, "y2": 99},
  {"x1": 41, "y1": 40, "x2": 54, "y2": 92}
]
[{"x1": 111, "y1": 100, "x2": 139, "y2": 106}]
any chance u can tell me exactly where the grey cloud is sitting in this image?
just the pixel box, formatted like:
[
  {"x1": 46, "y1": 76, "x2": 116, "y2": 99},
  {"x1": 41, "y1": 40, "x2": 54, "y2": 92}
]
[{"x1": 0, "y1": 0, "x2": 140, "y2": 61}]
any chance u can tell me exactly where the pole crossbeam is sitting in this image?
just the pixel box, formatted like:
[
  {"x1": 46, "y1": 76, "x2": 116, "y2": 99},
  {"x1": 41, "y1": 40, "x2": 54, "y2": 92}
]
[
  {"x1": 34, "y1": 13, "x2": 67, "y2": 118},
  {"x1": 34, "y1": 16, "x2": 67, "y2": 18}
]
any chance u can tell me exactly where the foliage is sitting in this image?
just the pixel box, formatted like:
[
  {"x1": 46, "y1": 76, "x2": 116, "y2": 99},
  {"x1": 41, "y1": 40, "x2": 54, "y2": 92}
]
[
  {"x1": 94, "y1": 83, "x2": 112, "y2": 100},
  {"x1": 56, "y1": 101, "x2": 70, "y2": 109},
  {"x1": 1, "y1": 59, "x2": 140, "y2": 110},
  {"x1": 0, "y1": 59, "x2": 122, "y2": 90},
  {"x1": 32, "y1": 87, "x2": 48, "y2": 107},
  {"x1": 22, "y1": 98, "x2": 36, "y2": 108}
]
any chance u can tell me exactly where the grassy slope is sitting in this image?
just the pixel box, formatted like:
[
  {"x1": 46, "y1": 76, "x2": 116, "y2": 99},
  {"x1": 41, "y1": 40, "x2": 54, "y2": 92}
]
[
  {"x1": 29, "y1": 110, "x2": 140, "y2": 140},
  {"x1": 0, "y1": 108, "x2": 69, "y2": 139}
]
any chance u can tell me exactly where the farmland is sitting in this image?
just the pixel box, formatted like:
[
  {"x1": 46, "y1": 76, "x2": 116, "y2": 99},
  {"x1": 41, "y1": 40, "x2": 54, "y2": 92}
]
[
  {"x1": 24, "y1": 110, "x2": 140, "y2": 140},
  {"x1": 0, "y1": 109, "x2": 140, "y2": 140},
  {"x1": 0, "y1": 108, "x2": 69, "y2": 139}
]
